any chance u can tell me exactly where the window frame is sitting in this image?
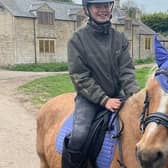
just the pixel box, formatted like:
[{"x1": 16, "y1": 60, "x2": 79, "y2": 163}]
[
  {"x1": 39, "y1": 39, "x2": 55, "y2": 54},
  {"x1": 37, "y1": 11, "x2": 54, "y2": 25},
  {"x1": 145, "y1": 37, "x2": 151, "y2": 50}
]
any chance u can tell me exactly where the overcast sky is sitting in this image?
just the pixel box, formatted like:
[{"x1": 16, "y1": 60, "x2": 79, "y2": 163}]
[
  {"x1": 121, "y1": 0, "x2": 168, "y2": 14},
  {"x1": 73, "y1": 0, "x2": 168, "y2": 14}
]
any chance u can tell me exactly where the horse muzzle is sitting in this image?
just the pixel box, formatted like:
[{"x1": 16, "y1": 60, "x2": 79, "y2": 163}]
[{"x1": 136, "y1": 145, "x2": 166, "y2": 168}]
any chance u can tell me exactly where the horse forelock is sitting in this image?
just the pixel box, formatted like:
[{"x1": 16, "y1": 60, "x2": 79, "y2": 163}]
[
  {"x1": 157, "y1": 89, "x2": 168, "y2": 113},
  {"x1": 144, "y1": 65, "x2": 168, "y2": 114},
  {"x1": 145, "y1": 66, "x2": 158, "y2": 88}
]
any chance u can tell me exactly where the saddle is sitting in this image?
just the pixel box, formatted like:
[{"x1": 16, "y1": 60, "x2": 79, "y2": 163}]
[
  {"x1": 56, "y1": 109, "x2": 120, "y2": 168},
  {"x1": 83, "y1": 109, "x2": 112, "y2": 167}
]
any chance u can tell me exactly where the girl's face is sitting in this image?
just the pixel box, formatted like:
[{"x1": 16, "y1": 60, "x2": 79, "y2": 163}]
[{"x1": 88, "y1": 3, "x2": 113, "y2": 23}]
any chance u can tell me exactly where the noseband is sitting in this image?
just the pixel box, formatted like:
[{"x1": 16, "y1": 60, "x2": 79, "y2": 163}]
[{"x1": 140, "y1": 68, "x2": 168, "y2": 132}]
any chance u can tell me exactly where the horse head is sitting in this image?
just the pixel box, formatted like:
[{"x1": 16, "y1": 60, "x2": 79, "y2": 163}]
[{"x1": 136, "y1": 35, "x2": 168, "y2": 168}]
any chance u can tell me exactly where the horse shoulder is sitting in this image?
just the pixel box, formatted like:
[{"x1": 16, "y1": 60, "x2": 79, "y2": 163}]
[
  {"x1": 36, "y1": 92, "x2": 76, "y2": 168},
  {"x1": 111, "y1": 90, "x2": 146, "y2": 168}
]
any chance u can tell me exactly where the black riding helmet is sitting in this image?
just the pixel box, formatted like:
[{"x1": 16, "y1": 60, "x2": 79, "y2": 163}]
[
  {"x1": 82, "y1": 0, "x2": 114, "y2": 23},
  {"x1": 82, "y1": 0, "x2": 114, "y2": 7}
]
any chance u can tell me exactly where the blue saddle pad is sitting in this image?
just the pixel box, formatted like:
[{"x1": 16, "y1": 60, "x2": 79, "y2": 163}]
[
  {"x1": 155, "y1": 60, "x2": 168, "y2": 92},
  {"x1": 55, "y1": 113, "x2": 118, "y2": 168}
]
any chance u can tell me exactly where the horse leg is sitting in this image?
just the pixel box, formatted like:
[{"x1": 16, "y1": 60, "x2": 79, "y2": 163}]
[
  {"x1": 36, "y1": 116, "x2": 49, "y2": 168},
  {"x1": 37, "y1": 139, "x2": 49, "y2": 168},
  {"x1": 39, "y1": 153, "x2": 49, "y2": 168}
]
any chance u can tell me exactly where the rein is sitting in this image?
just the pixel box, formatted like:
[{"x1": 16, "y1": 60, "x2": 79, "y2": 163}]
[
  {"x1": 109, "y1": 97, "x2": 127, "y2": 168},
  {"x1": 140, "y1": 68, "x2": 168, "y2": 133}
]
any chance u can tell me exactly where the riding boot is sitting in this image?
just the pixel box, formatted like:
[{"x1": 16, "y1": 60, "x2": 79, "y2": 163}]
[{"x1": 62, "y1": 137, "x2": 87, "y2": 168}]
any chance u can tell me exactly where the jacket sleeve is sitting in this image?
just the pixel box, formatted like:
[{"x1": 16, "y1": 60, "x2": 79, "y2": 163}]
[
  {"x1": 118, "y1": 33, "x2": 140, "y2": 96},
  {"x1": 68, "y1": 34, "x2": 109, "y2": 105}
]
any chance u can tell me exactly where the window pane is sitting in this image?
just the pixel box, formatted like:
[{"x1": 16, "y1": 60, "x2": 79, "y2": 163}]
[
  {"x1": 45, "y1": 40, "x2": 49, "y2": 53},
  {"x1": 50, "y1": 40, "x2": 54, "y2": 53},
  {"x1": 125, "y1": 20, "x2": 132, "y2": 30},
  {"x1": 49, "y1": 13, "x2": 54, "y2": 25},
  {"x1": 39, "y1": 40, "x2": 44, "y2": 53},
  {"x1": 148, "y1": 38, "x2": 151, "y2": 49},
  {"x1": 145, "y1": 38, "x2": 151, "y2": 50},
  {"x1": 37, "y1": 12, "x2": 54, "y2": 25}
]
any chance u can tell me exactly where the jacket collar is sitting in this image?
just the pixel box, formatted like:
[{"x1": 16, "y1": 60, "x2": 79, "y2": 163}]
[{"x1": 87, "y1": 20, "x2": 111, "y2": 35}]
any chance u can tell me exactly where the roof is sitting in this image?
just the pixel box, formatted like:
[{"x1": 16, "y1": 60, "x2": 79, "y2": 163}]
[
  {"x1": 136, "y1": 21, "x2": 168, "y2": 41},
  {"x1": 0, "y1": 0, "x2": 34, "y2": 17},
  {"x1": 0, "y1": 0, "x2": 82, "y2": 21},
  {"x1": 112, "y1": 7, "x2": 139, "y2": 26},
  {"x1": 138, "y1": 21, "x2": 156, "y2": 35},
  {"x1": 157, "y1": 34, "x2": 168, "y2": 42}
]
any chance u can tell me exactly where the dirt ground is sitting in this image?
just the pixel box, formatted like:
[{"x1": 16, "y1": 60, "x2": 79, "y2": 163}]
[
  {"x1": 0, "y1": 69, "x2": 64, "y2": 168},
  {"x1": 0, "y1": 64, "x2": 154, "y2": 168}
]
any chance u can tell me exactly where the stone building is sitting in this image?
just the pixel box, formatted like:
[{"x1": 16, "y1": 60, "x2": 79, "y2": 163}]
[
  {"x1": 0, "y1": 0, "x2": 83, "y2": 66},
  {"x1": 112, "y1": 0, "x2": 168, "y2": 60},
  {"x1": 0, "y1": 0, "x2": 167, "y2": 65}
]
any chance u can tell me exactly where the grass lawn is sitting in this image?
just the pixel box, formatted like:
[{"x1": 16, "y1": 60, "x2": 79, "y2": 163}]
[
  {"x1": 135, "y1": 67, "x2": 152, "y2": 88},
  {"x1": 19, "y1": 74, "x2": 74, "y2": 105},
  {"x1": 19, "y1": 67, "x2": 151, "y2": 106}
]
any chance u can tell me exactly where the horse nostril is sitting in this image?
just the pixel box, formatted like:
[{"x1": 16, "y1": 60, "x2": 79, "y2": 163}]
[
  {"x1": 136, "y1": 150, "x2": 143, "y2": 163},
  {"x1": 135, "y1": 145, "x2": 141, "y2": 158},
  {"x1": 154, "y1": 151, "x2": 163, "y2": 162},
  {"x1": 137, "y1": 150, "x2": 164, "y2": 167}
]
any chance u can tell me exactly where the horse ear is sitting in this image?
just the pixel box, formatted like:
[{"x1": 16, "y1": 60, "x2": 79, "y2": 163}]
[{"x1": 154, "y1": 34, "x2": 168, "y2": 68}]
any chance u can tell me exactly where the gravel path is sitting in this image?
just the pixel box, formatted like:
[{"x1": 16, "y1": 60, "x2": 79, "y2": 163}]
[{"x1": 0, "y1": 69, "x2": 62, "y2": 168}]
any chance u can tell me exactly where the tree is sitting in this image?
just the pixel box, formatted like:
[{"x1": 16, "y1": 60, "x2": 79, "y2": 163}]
[
  {"x1": 141, "y1": 13, "x2": 168, "y2": 35},
  {"x1": 121, "y1": 0, "x2": 142, "y2": 19}
]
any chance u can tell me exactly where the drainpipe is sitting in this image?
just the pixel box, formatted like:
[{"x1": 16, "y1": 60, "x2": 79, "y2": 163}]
[
  {"x1": 33, "y1": 18, "x2": 37, "y2": 64},
  {"x1": 131, "y1": 24, "x2": 134, "y2": 59},
  {"x1": 74, "y1": 20, "x2": 76, "y2": 31},
  {"x1": 138, "y1": 34, "x2": 140, "y2": 59}
]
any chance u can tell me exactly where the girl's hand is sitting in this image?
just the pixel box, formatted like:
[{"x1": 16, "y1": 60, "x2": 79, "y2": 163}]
[{"x1": 105, "y1": 98, "x2": 121, "y2": 112}]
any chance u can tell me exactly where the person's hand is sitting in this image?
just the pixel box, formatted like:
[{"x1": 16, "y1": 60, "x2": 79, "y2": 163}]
[{"x1": 104, "y1": 98, "x2": 121, "y2": 112}]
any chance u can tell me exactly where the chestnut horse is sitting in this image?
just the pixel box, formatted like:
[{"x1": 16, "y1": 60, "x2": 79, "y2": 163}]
[
  {"x1": 36, "y1": 69, "x2": 168, "y2": 168},
  {"x1": 136, "y1": 68, "x2": 168, "y2": 168}
]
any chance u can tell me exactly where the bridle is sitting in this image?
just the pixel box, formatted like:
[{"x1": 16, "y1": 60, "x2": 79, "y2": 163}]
[{"x1": 140, "y1": 68, "x2": 168, "y2": 133}]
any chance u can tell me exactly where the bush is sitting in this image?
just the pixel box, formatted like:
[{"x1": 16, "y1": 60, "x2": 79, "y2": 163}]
[
  {"x1": 6, "y1": 63, "x2": 68, "y2": 72},
  {"x1": 134, "y1": 57, "x2": 154, "y2": 65}
]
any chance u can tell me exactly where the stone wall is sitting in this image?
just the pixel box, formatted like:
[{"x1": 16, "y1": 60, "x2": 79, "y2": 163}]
[
  {"x1": 0, "y1": 3, "x2": 77, "y2": 65},
  {"x1": 54, "y1": 20, "x2": 75, "y2": 62},
  {"x1": 113, "y1": 24, "x2": 154, "y2": 60},
  {"x1": 14, "y1": 17, "x2": 35, "y2": 64},
  {"x1": 36, "y1": 19, "x2": 75, "y2": 63},
  {"x1": 35, "y1": 4, "x2": 75, "y2": 63},
  {"x1": 138, "y1": 34, "x2": 154, "y2": 60},
  {"x1": 0, "y1": 8, "x2": 14, "y2": 66}
]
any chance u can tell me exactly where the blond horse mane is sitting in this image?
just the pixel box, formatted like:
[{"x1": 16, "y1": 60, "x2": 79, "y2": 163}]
[{"x1": 145, "y1": 65, "x2": 158, "y2": 88}]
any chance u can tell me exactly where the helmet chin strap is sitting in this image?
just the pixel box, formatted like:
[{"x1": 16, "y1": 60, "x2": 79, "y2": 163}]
[{"x1": 89, "y1": 15, "x2": 112, "y2": 25}]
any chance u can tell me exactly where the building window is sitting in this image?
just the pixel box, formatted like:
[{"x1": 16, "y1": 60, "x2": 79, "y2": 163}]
[
  {"x1": 37, "y1": 11, "x2": 54, "y2": 25},
  {"x1": 145, "y1": 37, "x2": 151, "y2": 50},
  {"x1": 125, "y1": 19, "x2": 132, "y2": 30},
  {"x1": 50, "y1": 40, "x2": 54, "y2": 53},
  {"x1": 39, "y1": 40, "x2": 55, "y2": 53}
]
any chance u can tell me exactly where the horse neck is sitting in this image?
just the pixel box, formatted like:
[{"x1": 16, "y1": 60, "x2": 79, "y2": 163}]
[
  {"x1": 113, "y1": 90, "x2": 146, "y2": 168},
  {"x1": 119, "y1": 89, "x2": 146, "y2": 136},
  {"x1": 125, "y1": 89, "x2": 146, "y2": 117}
]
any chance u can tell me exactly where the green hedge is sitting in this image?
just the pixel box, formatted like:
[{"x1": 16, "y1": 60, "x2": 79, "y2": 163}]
[{"x1": 7, "y1": 63, "x2": 68, "y2": 72}]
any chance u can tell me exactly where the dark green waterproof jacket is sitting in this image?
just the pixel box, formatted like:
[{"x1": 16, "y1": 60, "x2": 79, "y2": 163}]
[{"x1": 68, "y1": 22, "x2": 140, "y2": 106}]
